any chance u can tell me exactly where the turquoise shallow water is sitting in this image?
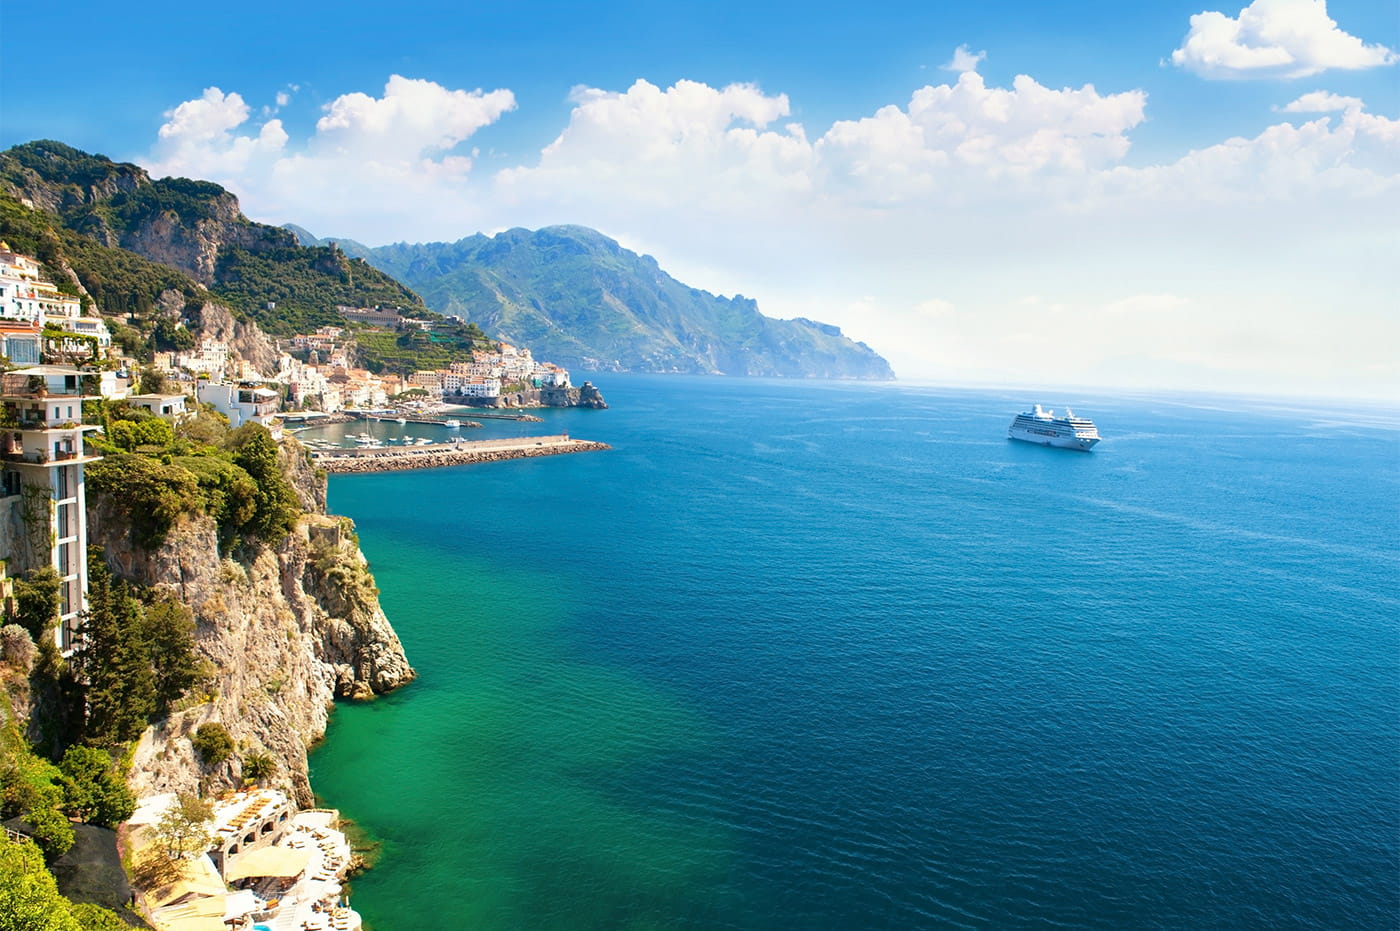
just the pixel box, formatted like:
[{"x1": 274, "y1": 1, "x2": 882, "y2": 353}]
[{"x1": 309, "y1": 377, "x2": 1399, "y2": 930}]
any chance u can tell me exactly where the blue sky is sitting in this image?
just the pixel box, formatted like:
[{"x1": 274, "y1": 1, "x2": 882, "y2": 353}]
[{"x1": 3, "y1": 0, "x2": 1397, "y2": 397}]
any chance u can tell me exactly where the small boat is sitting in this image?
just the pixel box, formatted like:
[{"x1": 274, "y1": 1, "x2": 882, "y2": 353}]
[{"x1": 444, "y1": 419, "x2": 461, "y2": 429}]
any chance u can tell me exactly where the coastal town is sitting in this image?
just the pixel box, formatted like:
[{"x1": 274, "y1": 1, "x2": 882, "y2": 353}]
[{"x1": 0, "y1": 243, "x2": 602, "y2": 929}]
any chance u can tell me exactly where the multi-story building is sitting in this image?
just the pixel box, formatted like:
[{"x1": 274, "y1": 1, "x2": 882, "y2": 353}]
[{"x1": 0, "y1": 366, "x2": 101, "y2": 651}]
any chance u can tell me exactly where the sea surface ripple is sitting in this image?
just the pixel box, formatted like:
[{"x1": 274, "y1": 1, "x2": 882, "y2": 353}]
[{"x1": 309, "y1": 377, "x2": 1399, "y2": 930}]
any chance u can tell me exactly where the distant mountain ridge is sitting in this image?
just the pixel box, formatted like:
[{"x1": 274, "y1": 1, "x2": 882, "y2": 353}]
[{"x1": 289, "y1": 224, "x2": 894, "y2": 379}]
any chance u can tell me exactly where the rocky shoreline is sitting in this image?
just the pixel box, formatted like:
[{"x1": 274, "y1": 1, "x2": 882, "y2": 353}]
[{"x1": 313, "y1": 436, "x2": 610, "y2": 473}]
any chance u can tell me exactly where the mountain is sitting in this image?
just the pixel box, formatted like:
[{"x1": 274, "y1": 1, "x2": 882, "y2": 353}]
[
  {"x1": 0, "y1": 141, "x2": 427, "y2": 336},
  {"x1": 292, "y1": 225, "x2": 894, "y2": 379}
]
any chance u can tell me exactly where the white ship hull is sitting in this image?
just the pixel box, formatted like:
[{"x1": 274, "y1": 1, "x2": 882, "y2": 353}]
[{"x1": 1008, "y1": 425, "x2": 1100, "y2": 450}]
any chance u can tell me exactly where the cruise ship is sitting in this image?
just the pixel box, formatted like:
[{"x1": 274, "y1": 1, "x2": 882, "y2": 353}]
[{"x1": 1008, "y1": 404, "x2": 1101, "y2": 450}]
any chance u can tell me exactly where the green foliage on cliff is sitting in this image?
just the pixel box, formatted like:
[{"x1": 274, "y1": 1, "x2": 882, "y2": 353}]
[
  {"x1": 2, "y1": 141, "x2": 430, "y2": 332},
  {"x1": 56, "y1": 746, "x2": 134, "y2": 827},
  {"x1": 87, "y1": 406, "x2": 300, "y2": 549},
  {"x1": 11, "y1": 568, "x2": 61, "y2": 643},
  {"x1": 72, "y1": 553, "x2": 202, "y2": 748},
  {"x1": 0, "y1": 833, "x2": 128, "y2": 930},
  {"x1": 0, "y1": 191, "x2": 206, "y2": 318},
  {"x1": 351, "y1": 318, "x2": 495, "y2": 375},
  {"x1": 190, "y1": 723, "x2": 234, "y2": 766},
  {"x1": 320, "y1": 224, "x2": 894, "y2": 378},
  {"x1": 213, "y1": 244, "x2": 425, "y2": 335},
  {"x1": 0, "y1": 724, "x2": 72, "y2": 861}
]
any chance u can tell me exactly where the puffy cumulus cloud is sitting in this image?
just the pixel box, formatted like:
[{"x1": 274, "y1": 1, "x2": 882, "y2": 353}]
[
  {"x1": 941, "y1": 45, "x2": 986, "y2": 73},
  {"x1": 1099, "y1": 102, "x2": 1400, "y2": 203},
  {"x1": 496, "y1": 79, "x2": 811, "y2": 215},
  {"x1": 142, "y1": 76, "x2": 515, "y2": 240},
  {"x1": 1171, "y1": 0, "x2": 1397, "y2": 79},
  {"x1": 314, "y1": 75, "x2": 515, "y2": 159},
  {"x1": 1277, "y1": 90, "x2": 1364, "y2": 111},
  {"x1": 134, "y1": 69, "x2": 1398, "y2": 394},
  {"x1": 150, "y1": 87, "x2": 288, "y2": 181},
  {"x1": 816, "y1": 72, "x2": 1147, "y2": 201}
]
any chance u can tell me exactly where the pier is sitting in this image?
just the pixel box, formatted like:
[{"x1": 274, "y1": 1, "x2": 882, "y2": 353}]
[{"x1": 310, "y1": 434, "x2": 609, "y2": 473}]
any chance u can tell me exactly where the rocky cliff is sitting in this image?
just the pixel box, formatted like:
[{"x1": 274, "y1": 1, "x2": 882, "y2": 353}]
[
  {"x1": 86, "y1": 440, "x2": 414, "y2": 808},
  {"x1": 469, "y1": 380, "x2": 609, "y2": 410}
]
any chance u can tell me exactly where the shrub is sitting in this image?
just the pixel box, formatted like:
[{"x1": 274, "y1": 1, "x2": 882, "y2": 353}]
[
  {"x1": 0, "y1": 624, "x2": 35, "y2": 669},
  {"x1": 190, "y1": 723, "x2": 234, "y2": 766}
]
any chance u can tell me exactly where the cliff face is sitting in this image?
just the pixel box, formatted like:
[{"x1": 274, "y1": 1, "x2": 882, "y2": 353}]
[
  {"x1": 120, "y1": 192, "x2": 292, "y2": 286},
  {"x1": 463, "y1": 381, "x2": 609, "y2": 410},
  {"x1": 188, "y1": 297, "x2": 282, "y2": 376},
  {"x1": 86, "y1": 441, "x2": 414, "y2": 808}
]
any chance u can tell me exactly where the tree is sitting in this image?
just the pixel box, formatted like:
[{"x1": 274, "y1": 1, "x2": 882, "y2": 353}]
[
  {"x1": 153, "y1": 792, "x2": 213, "y2": 860},
  {"x1": 11, "y1": 568, "x2": 61, "y2": 642},
  {"x1": 191, "y1": 723, "x2": 234, "y2": 766},
  {"x1": 0, "y1": 834, "x2": 81, "y2": 931},
  {"x1": 57, "y1": 746, "x2": 134, "y2": 828},
  {"x1": 138, "y1": 595, "x2": 200, "y2": 714},
  {"x1": 227, "y1": 424, "x2": 301, "y2": 541},
  {"x1": 73, "y1": 560, "x2": 154, "y2": 747},
  {"x1": 241, "y1": 750, "x2": 277, "y2": 785},
  {"x1": 137, "y1": 364, "x2": 172, "y2": 395}
]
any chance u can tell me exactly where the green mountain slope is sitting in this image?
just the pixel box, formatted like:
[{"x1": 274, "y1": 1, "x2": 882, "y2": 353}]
[
  {"x1": 293, "y1": 225, "x2": 894, "y2": 379},
  {"x1": 1, "y1": 141, "x2": 427, "y2": 335}
]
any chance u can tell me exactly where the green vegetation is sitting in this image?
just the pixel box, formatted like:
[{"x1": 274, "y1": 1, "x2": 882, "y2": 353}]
[
  {"x1": 152, "y1": 792, "x2": 212, "y2": 860},
  {"x1": 359, "y1": 225, "x2": 895, "y2": 378},
  {"x1": 190, "y1": 723, "x2": 234, "y2": 766},
  {"x1": 213, "y1": 245, "x2": 424, "y2": 335},
  {"x1": 87, "y1": 405, "x2": 301, "y2": 549},
  {"x1": 56, "y1": 746, "x2": 134, "y2": 827},
  {"x1": 11, "y1": 568, "x2": 61, "y2": 643},
  {"x1": 351, "y1": 318, "x2": 494, "y2": 375},
  {"x1": 0, "y1": 833, "x2": 127, "y2": 930},
  {"x1": 241, "y1": 749, "x2": 277, "y2": 785},
  {"x1": 0, "y1": 723, "x2": 72, "y2": 861}
]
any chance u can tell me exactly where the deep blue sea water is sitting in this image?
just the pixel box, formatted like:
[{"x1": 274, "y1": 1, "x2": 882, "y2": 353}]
[{"x1": 308, "y1": 376, "x2": 1399, "y2": 930}]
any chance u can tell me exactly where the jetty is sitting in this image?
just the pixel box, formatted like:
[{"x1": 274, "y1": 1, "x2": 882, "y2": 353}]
[{"x1": 310, "y1": 434, "x2": 609, "y2": 473}]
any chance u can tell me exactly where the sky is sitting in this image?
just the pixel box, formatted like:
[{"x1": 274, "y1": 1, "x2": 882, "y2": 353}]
[{"x1": 2, "y1": 0, "x2": 1397, "y2": 399}]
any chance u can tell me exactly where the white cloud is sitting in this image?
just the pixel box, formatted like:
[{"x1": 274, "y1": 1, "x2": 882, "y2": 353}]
[
  {"x1": 134, "y1": 69, "x2": 1400, "y2": 396},
  {"x1": 1277, "y1": 90, "x2": 1363, "y2": 111},
  {"x1": 314, "y1": 75, "x2": 515, "y2": 159},
  {"x1": 942, "y1": 45, "x2": 986, "y2": 73},
  {"x1": 158, "y1": 87, "x2": 251, "y2": 143},
  {"x1": 1171, "y1": 0, "x2": 1397, "y2": 79},
  {"x1": 145, "y1": 76, "x2": 514, "y2": 237}
]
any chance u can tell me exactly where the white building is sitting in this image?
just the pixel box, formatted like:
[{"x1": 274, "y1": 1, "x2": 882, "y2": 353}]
[
  {"x1": 197, "y1": 382, "x2": 280, "y2": 428},
  {"x1": 127, "y1": 393, "x2": 189, "y2": 421},
  {"x1": 0, "y1": 366, "x2": 101, "y2": 651}
]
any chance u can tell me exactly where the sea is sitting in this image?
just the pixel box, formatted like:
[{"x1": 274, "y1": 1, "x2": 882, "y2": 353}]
[{"x1": 304, "y1": 376, "x2": 1399, "y2": 930}]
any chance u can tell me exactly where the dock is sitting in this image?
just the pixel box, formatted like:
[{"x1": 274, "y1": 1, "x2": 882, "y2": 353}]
[{"x1": 310, "y1": 434, "x2": 609, "y2": 473}]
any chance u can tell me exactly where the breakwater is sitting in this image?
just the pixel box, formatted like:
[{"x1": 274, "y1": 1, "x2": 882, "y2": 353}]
[{"x1": 311, "y1": 435, "x2": 610, "y2": 473}]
